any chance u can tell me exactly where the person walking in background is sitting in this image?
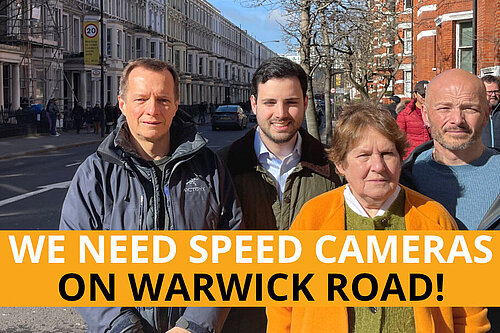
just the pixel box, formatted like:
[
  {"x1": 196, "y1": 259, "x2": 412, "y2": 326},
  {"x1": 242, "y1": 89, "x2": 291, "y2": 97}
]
[
  {"x1": 71, "y1": 101, "x2": 84, "y2": 134},
  {"x1": 46, "y1": 98, "x2": 59, "y2": 136},
  {"x1": 396, "y1": 80, "x2": 431, "y2": 158},
  {"x1": 198, "y1": 101, "x2": 207, "y2": 125},
  {"x1": 60, "y1": 58, "x2": 242, "y2": 333},
  {"x1": 114, "y1": 101, "x2": 120, "y2": 128},
  {"x1": 386, "y1": 95, "x2": 400, "y2": 118},
  {"x1": 91, "y1": 102, "x2": 101, "y2": 134},
  {"x1": 481, "y1": 75, "x2": 500, "y2": 147},
  {"x1": 83, "y1": 107, "x2": 92, "y2": 133},
  {"x1": 104, "y1": 101, "x2": 115, "y2": 133}
]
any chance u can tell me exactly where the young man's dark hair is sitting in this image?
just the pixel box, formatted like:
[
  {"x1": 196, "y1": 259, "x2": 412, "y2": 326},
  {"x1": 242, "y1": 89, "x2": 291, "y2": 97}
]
[{"x1": 251, "y1": 57, "x2": 308, "y2": 99}]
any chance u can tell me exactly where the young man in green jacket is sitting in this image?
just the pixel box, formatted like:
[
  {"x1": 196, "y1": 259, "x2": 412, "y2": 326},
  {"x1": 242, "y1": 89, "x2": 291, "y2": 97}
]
[{"x1": 218, "y1": 56, "x2": 342, "y2": 332}]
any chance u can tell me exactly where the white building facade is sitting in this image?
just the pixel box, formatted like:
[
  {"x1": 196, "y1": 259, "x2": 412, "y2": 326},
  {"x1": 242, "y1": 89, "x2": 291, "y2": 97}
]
[{"x1": 0, "y1": 0, "x2": 277, "y2": 117}]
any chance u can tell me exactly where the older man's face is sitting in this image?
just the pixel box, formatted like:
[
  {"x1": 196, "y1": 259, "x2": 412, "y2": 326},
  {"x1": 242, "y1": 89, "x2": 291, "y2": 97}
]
[
  {"x1": 118, "y1": 67, "x2": 178, "y2": 150},
  {"x1": 484, "y1": 81, "x2": 500, "y2": 108},
  {"x1": 423, "y1": 72, "x2": 489, "y2": 151}
]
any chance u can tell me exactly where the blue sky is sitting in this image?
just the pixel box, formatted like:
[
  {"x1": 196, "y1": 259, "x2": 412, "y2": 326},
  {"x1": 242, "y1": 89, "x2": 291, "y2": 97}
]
[{"x1": 207, "y1": 1, "x2": 288, "y2": 54}]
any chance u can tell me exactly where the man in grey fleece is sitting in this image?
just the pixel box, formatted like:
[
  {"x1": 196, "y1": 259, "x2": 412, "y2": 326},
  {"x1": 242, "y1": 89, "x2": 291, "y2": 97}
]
[{"x1": 60, "y1": 58, "x2": 243, "y2": 333}]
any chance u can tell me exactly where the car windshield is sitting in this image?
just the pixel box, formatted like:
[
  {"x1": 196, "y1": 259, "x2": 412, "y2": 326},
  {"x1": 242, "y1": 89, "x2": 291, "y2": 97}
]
[{"x1": 216, "y1": 105, "x2": 239, "y2": 112}]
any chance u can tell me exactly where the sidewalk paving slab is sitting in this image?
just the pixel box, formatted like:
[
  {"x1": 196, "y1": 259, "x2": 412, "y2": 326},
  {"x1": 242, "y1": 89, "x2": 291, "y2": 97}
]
[{"x1": 0, "y1": 130, "x2": 104, "y2": 160}]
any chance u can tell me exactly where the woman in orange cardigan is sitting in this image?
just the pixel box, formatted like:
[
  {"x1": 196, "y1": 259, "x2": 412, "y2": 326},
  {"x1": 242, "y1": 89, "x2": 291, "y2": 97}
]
[{"x1": 266, "y1": 103, "x2": 490, "y2": 333}]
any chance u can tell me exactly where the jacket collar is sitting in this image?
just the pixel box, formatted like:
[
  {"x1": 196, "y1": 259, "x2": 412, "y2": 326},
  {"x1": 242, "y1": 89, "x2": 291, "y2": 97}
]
[
  {"x1": 492, "y1": 103, "x2": 500, "y2": 115},
  {"x1": 97, "y1": 113, "x2": 205, "y2": 166},
  {"x1": 226, "y1": 126, "x2": 331, "y2": 178}
]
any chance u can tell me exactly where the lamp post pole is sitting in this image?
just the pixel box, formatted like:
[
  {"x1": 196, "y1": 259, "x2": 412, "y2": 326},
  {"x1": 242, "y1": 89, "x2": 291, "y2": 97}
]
[{"x1": 100, "y1": 0, "x2": 105, "y2": 137}]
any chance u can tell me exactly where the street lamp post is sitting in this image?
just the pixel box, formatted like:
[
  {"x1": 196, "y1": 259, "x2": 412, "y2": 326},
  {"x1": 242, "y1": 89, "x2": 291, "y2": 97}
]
[
  {"x1": 257, "y1": 40, "x2": 280, "y2": 68},
  {"x1": 100, "y1": 0, "x2": 105, "y2": 138}
]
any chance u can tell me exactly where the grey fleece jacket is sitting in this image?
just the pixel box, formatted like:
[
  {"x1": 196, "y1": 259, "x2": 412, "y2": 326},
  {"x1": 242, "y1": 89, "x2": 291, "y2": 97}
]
[{"x1": 60, "y1": 115, "x2": 243, "y2": 333}]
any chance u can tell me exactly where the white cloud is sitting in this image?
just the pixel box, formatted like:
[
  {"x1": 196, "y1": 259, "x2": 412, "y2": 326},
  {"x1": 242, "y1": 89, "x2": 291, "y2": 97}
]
[{"x1": 267, "y1": 8, "x2": 287, "y2": 27}]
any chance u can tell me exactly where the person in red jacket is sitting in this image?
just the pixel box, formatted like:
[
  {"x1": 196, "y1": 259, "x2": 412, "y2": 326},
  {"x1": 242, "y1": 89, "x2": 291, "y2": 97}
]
[{"x1": 396, "y1": 80, "x2": 431, "y2": 158}]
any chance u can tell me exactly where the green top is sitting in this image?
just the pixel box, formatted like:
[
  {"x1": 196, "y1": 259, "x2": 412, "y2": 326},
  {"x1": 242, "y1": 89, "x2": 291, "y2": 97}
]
[{"x1": 346, "y1": 189, "x2": 416, "y2": 333}]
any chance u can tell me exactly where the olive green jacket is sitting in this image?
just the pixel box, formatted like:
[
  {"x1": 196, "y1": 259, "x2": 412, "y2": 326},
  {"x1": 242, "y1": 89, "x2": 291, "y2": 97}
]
[{"x1": 218, "y1": 127, "x2": 342, "y2": 230}]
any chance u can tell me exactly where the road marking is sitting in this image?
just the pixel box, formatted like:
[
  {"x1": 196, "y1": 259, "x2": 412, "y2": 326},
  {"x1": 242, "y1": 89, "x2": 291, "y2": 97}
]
[
  {"x1": 0, "y1": 174, "x2": 23, "y2": 178},
  {"x1": 0, "y1": 181, "x2": 71, "y2": 207},
  {"x1": 65, "y1": 162, "x2": 81, "y2": 167}
]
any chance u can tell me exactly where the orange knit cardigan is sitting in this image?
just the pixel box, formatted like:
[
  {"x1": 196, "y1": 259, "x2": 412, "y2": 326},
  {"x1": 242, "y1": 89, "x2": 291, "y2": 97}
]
[{"x1": 266, "y1": 185, "x2": 490, "y2": 333}]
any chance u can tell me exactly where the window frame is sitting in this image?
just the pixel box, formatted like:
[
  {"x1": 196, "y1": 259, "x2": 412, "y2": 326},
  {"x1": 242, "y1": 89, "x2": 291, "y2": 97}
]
[{"x1": 456, "y1": 20, "x2": 473, "y2": 73}]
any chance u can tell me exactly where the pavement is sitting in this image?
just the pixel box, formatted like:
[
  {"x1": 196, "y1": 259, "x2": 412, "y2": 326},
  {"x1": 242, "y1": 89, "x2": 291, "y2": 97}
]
[
  {"x1": 0, "y1": 130, "x2": 97, "y2": 330},
  {"x1": 0, "y1": 130, "x2": 104, "y2": 160}
]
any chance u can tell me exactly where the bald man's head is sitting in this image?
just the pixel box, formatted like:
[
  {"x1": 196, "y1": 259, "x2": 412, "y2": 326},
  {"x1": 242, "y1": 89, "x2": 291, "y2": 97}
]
[
  {"x1": 423, "y1": 68, "x2": 490, "y2": 153},
  {"x1": 426, "y1": 69, "x2": 488, "y2": 110}
]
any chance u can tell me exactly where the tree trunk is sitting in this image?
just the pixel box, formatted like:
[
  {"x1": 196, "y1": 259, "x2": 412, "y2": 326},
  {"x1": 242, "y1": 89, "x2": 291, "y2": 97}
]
[
  {"x1": 300, "y1": 0, "x2": 319, "y2": 140},
  {"x1": 320, "y1": 8, "x2": 332, "y2": 144}
]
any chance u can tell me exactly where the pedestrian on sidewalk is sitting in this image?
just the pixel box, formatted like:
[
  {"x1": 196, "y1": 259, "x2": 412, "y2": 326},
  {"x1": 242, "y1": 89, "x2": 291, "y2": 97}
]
[
  {"x1": 46, "y1": 98, "x2": 60, "y2": 136},
  {"x1": 198, "y1": 101, "x2": 207, "y2": 125},
  {"x1": 104, "y1": 101, "x2": 115, "y2": 134},
  {"x1": 72, "y1": 101, "x2": 84, "y2": 134},
  {"x1": 83, "y1": 107, "x2": 92, "y2": 133},
  {"x1": 92, "y1": 102, "x2": 102, "y2": 134}
]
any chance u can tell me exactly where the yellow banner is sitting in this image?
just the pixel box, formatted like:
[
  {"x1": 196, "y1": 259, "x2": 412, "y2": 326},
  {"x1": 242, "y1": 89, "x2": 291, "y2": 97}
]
[
  {"x1": 0, "y1": 231, "x2": 498, "y2": 307},
  {"x1": 83, "y1": 21, "x2": 99, "y2": 65}
]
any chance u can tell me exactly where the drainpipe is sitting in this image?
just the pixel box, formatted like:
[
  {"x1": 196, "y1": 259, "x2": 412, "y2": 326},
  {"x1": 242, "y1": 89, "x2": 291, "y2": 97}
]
[
  {"x1": 472, "y1": 0, "x2": 477, "y2": 75},
  {"x1": 411, "y1": 1, "x2": 414, "y2": 90}
]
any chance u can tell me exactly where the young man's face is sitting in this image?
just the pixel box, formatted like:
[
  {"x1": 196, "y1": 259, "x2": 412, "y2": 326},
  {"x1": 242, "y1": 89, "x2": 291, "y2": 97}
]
[
  {"x1": 251, "y1": 76, "x2": 307, "y2": 145},
  {"x1": 118, "y1": 66, "x2": 178, "y2": 149}
]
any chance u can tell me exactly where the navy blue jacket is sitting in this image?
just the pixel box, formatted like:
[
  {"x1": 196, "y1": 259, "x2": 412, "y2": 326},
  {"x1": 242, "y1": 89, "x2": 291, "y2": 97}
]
[
  {"x1": 60, "y1": 115, "x2": 243, "y2": 333},
  {"x1": 482, "y1": 103, "x2": 500, "y2": 148}
]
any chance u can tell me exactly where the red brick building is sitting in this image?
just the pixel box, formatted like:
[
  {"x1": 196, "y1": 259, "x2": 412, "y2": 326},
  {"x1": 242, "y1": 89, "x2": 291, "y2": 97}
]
[{"x1": 393, "y1": 0, "x2": 500, "y2": 98}]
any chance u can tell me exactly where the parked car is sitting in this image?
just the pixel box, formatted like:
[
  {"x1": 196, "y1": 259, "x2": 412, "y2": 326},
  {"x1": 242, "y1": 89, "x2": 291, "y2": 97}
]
[{"x1": 211, "y1": 105, "x2": 248, "y2": 130}]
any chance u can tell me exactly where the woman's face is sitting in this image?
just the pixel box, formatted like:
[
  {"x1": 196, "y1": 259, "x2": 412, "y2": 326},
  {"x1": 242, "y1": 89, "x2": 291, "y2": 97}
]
[{"x1": 336, "y1": 126, "x2": 401, "y2": 210}]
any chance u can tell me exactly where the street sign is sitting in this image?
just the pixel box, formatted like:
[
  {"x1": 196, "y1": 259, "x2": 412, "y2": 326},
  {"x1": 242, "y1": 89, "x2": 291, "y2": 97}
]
[
  {"x1": 91, "y1": 69, "x2": 101, "y2": 81},
  {"x1": 84, "y1": 21, "x2": 99, "y2": 65},
  {"x1": 84, "y1": 23, "x2": 98, "y2": 38},
  {"x1": 330, "y1": 88, "x2": 336, "y2": 94}
]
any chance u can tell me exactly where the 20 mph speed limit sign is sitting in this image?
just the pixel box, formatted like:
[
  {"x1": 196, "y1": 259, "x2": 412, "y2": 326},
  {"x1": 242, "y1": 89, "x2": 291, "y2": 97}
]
[
  {"x1": 84, "y1": 21, "x2": 99, "y2": 65},
  {"x1": 85, "y1": 23, "x2": 98, "y2": 38}
]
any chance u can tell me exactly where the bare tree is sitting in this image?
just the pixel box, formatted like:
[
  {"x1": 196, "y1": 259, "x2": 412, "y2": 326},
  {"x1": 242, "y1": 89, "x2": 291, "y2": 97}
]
[
  {"x1": 337, "y1": 0, "x2": 405, "y2": 102},
  {"x1": 318, "y1": 3, "x2": 335, "y2": 143},
  {"x1": 240, "y1": 0, "x2": 407, "y2": 139}
]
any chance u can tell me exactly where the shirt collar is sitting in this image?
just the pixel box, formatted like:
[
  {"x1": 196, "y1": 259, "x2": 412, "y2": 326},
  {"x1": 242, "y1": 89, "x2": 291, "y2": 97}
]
[
  {"x1": 343, "y1": 184, "x2": 401, "y2": 218},
  {"x1": 254, "y1": 126, "x2": 302, "y2": 162}
]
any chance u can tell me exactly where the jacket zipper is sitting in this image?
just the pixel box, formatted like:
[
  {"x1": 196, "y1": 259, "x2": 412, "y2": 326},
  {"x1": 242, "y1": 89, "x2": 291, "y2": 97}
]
[
  {"x1": 165, "y1": 153, "x2": 199, "y2": 230},
  {"x1": 139, "y1": 195, "x2": 144, "y2": 230}
]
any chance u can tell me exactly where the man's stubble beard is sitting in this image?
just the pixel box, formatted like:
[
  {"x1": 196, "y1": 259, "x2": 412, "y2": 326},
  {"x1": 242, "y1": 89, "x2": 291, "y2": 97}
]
[
  {"x1": 259, "y1": 122, "x2": 298, "y2": 145},
  {"x1": 430, "y1": 123, "x2": 480, "y2": 151}
]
